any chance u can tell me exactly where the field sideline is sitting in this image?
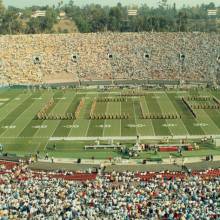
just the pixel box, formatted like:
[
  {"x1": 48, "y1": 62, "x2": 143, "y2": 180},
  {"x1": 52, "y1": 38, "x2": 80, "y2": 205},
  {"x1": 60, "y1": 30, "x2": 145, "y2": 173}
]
[{"x1": 1, "y1": 88, "x2": 220, "y2": 158}]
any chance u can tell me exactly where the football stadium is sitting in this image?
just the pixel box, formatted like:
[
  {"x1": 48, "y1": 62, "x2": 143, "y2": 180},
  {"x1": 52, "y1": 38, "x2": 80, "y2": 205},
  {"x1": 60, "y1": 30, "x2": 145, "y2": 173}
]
[{"x1": 0, "y1": 0, "x2": 220, "y2": 219}]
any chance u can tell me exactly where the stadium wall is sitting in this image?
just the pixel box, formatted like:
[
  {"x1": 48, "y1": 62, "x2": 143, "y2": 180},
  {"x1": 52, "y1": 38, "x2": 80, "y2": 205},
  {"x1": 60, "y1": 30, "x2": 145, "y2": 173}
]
[{"x1": 0, "y1": 79, "x2": 210, "y2": 89}]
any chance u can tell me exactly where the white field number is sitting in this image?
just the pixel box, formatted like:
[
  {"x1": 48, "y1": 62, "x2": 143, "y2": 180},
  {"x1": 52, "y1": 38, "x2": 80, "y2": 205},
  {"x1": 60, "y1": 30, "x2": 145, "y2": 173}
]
[
  {"x1": 32, "y1": 125, "x2": 47, "y2": 129},
  {"x1": 96, "y1": 124, "x2": 111, "y2": 128},
  {"x1": 194, "y1": 123, "x2": 208, "y2": 127},
  {"x1": 63, "y1": 125, "x2": 79, "y2": 128},
  {"x1": 163, "y1": 124, "x2": 176, "y2": 127},
  {"x1": 2, "y1": 125, "x2": 16, "y2": 129},
  {"x1": 128, "y1": 124, "x2": 145, "y2": 128}
]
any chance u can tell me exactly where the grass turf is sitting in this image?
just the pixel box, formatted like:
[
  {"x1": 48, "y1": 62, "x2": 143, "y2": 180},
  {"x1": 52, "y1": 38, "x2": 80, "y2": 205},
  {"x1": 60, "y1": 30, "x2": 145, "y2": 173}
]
[{"x1": 0, "y1": 88, "x2": 220, "y2": 159}]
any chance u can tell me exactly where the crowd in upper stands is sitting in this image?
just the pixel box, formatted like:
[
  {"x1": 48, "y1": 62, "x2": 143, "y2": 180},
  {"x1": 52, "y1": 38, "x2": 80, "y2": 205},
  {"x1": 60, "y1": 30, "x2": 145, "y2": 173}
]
[
  {"x1": 0, "y1": 161, "x2": 220, "y2": 219},
  {"x1": 0, "y1": 32, "x2": 219, "y2": 85}
]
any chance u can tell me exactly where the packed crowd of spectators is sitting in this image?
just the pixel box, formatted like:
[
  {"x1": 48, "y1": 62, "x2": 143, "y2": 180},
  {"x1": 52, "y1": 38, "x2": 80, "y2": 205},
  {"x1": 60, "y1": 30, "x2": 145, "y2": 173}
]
[
  {"x1": 0, "y1": 160, "x2": 220, "y2": 219},
  {"x1": 0, "y1": 32, "x2": 219, "y2": 84}
]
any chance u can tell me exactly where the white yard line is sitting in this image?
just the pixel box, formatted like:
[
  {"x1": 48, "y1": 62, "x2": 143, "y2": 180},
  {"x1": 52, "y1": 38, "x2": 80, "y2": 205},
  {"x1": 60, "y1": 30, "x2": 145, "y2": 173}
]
[
  {"x1": 34, "y1": 93, "x2": 70, "y2": 138},
  {"x1": 120, "y1": 95, "x2": 122, "y2": 137},
  {"x1": 196, "y1": 91, "x2": 220, "y2": 134},
  {"x1": 154, "y1": 93, "x2": 174, "y2": 136},
  {"x1": 60, "y1": 94, "x2": 80, "y2": 137},
  {"x1": 34, "y1": 93, "x2": 73, "y2": 152},
  {"x1": 84, "y1": 119, "x2": 92, "y2": 137},
  {"x1": 0, "y1": 94, "x2": 31, "y2": 122},
  {"x1": 132, "y1": 97, "x2": 138, "y2": 136},
  {"x1": 188, "y1": 91, "x2": 209, "y2": 135},
  {"x1": 0, "y1": 95, "x2": 48, "y2": 137},
  {"x1": 190, "y1": 91, "x2": 213, "y2": 135},
  {"x1": 200, "y1": 109, "x2": 220, "y2": 134},
  {"x1": 67, "y1": 119, "x2": 81, "y2": 137},
  {"x1": 70, "y1": 97, "x2": 93, "y2": 138},
  {"x1": 34, "y1": 143, "x2": 42, "y2": 153},
  {"x1": 102, "y1": 102, "x2": 109, "y2": 137},
  {"x1": 43, "y1": 123, "x2": 60, "y2": 152},
  {"x1": 142, "y1": 96, "x2": 155, "y2": 136},
  {"x1": 18, "y1": 94, "x2": 55, "y2": 136},
  {"x1": 84, "y1": 96, "x2": 97, "y2": 137},
  {"x1": 164, "y1": 92, "x2": 189, "y2": 135}
]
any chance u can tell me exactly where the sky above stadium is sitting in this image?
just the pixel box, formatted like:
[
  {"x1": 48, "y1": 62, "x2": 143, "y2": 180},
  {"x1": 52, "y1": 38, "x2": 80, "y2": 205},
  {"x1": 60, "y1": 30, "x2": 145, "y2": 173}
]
[{"x1": 3, "y1": 0, "x2": 220, "y2": 8}]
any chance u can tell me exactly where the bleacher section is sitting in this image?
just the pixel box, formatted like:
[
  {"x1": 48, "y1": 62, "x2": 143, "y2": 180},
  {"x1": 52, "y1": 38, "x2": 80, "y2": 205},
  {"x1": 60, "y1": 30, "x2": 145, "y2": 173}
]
[{"x1": 0, "y1": 33, "x2": 219, "y2": 84}]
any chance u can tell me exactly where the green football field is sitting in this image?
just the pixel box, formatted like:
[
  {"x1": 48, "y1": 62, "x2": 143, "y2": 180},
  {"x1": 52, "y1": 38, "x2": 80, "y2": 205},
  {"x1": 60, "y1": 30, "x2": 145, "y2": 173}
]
[{"x1": 0, "y1": 88, "x2": 220, "y2": 159}]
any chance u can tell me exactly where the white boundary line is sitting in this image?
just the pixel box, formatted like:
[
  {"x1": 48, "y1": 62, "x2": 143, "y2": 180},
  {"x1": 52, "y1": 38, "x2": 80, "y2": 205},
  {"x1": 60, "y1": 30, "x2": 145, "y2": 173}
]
[
  {"x1": 0, "y1": 133, "x2": 219, "y2": 140},
  {"x1": 50, "y1": 134, "x2": 219, "y2": 141}
]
